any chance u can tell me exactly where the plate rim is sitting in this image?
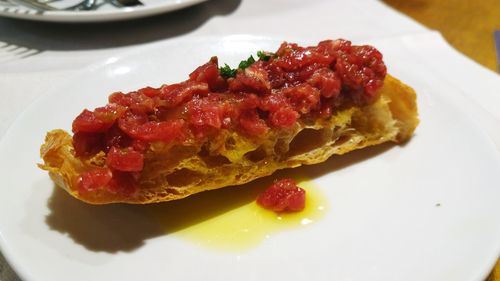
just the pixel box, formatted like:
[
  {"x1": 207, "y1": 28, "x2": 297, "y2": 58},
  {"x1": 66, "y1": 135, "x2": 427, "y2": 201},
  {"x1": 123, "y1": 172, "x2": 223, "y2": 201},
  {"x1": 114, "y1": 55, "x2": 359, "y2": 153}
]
[{"x1": 0, "y1": 0, "x2": 208, "y2": 22}]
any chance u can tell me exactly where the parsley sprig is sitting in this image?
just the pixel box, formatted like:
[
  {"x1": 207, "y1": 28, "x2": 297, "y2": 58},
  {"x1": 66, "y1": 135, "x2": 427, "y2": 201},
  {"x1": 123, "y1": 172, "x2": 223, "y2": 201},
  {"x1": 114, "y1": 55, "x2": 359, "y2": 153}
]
[
  {"x1": 257, "y1": 51, "x2": 272, "y2": 61},
  {"x1": 238, "y1": 55, "x2": 256, "y2": 69},
  {"x1": 219, "y1": 51, "x2": 275, "y2": 79},
  {"x1": 219, "y1": 64, "x2": 237, "y2": 79}
]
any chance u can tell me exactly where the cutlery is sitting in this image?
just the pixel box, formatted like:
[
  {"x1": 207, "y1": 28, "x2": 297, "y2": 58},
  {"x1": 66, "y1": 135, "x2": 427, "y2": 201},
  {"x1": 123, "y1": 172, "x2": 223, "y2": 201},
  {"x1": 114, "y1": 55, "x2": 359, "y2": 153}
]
[
  {"x1": 65, "y1": 0, "x2": 97, "y2": 10},
  {"x1": 10, "y1": 0, "x2": 97, "y2": 11},
  {"x1": 111, "y1": 0, "x2": 143, "y2": 7},
  {"x1": 9, "y1": 0, "x2": 143, "y2": 12},
  {"x1": 10, "y1": 0, "x2": 57, "y2": 11}
]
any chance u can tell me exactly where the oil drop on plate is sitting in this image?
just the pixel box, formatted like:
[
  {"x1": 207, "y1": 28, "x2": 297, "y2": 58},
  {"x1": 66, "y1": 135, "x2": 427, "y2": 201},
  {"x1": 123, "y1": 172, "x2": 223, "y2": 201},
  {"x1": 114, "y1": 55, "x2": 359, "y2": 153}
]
[{"x1": 172, "y1": 176, "x2": 327, "y2": 251}]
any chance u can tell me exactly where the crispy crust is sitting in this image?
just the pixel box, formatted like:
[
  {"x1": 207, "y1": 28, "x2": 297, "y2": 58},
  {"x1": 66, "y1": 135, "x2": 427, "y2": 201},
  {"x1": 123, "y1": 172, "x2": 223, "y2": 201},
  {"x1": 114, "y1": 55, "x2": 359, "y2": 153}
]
[{"x1": 39, "y1": 75, "x2": 419, "y2": 204}]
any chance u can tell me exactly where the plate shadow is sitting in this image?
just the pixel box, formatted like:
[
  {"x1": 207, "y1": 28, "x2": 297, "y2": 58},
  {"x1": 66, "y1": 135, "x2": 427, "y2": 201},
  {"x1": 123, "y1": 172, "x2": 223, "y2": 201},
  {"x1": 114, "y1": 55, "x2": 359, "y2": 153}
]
[
  {"x1": 45, "y1": 142, "x2": 395, "y2": 253},
  {"x1": 0, "y1": 0, "x2": 242, "y2": 54}
]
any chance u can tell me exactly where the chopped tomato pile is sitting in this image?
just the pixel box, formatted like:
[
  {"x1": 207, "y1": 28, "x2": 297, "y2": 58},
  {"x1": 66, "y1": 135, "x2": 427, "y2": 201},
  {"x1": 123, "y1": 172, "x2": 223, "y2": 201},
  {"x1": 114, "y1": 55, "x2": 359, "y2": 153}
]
[
  {"x1": 73, "y1": 40, "x2": 386, "y2": 195},
  {"x1": 257, "y1": 179, "x2": 306, "y2": 212}
]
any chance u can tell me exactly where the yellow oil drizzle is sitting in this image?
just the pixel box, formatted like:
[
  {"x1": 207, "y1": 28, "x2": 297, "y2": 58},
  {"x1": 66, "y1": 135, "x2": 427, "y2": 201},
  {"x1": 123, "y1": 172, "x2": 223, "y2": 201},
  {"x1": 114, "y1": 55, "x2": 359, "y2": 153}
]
[
  {"x1": 176, "y1": 179, "x2": 326, "y2": 251},
  {"x1": 147, "y1": 170, "x2": 327, "y2": 252}
]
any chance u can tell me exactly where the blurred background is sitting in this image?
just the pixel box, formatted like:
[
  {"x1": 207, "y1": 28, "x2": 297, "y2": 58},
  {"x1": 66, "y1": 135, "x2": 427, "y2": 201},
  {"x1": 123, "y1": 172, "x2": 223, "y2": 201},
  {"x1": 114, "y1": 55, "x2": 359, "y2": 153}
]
[{"x1": 384, "y1": 0, "x2": 500, "y2": 72}]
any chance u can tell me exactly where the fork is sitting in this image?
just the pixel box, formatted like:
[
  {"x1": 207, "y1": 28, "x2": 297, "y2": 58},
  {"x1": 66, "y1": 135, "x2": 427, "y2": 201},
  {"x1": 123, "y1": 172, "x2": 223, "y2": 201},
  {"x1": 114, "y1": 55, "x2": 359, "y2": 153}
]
[
  {"x1": 65, "y1": 0, "x2": 97, "y2": 10},
  {"x1": 9, "y1": 0, "x2": 97, "y2": 11},
  {"x1": 110, "y1": 0, "x2": 143, "y2": 7},
  {"x1": 11, "y1": 0, "x2": 143, "y2": 11}
]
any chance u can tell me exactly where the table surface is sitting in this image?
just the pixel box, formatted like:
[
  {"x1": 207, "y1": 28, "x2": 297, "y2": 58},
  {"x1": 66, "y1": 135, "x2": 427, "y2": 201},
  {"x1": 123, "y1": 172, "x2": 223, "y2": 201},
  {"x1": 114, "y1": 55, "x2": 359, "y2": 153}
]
[
  {"x1": 0, "y1": 0, "x2": 499, "y2": 280},
  {"x1": 384, "y1": 0, "x2": 500, "y2": 72}
]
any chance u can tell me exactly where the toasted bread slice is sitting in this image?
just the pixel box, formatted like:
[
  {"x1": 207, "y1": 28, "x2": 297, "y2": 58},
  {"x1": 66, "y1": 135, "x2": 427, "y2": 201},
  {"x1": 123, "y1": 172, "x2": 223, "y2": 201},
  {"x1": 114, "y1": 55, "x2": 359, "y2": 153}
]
[{"x1": 39, "y1": 74, "x2": 418, "y2": 204}]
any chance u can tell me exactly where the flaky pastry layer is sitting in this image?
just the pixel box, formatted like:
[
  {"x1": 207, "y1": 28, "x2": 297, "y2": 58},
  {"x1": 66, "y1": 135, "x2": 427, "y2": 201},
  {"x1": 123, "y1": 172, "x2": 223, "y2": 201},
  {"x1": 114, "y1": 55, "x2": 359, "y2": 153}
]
[{"x1": 39, "y1": 75, "x2": 418, "y2": 204}]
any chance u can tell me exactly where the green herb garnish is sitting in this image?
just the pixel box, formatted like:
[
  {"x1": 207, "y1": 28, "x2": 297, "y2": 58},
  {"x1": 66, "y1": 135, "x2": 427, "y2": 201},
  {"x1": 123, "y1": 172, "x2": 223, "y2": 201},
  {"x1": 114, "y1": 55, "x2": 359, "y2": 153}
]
[
  {"x1": 219, "y1": 51, "x2": 274, "y2": 79},
  {"x1": 238, "y1": 55, "x2": 256, "y2": 70},
  {"x1": 257, "y1": 51, "x2": 272, "y2": 61},
  {"x1": 219, "y1": 63, "x2": 237, "y2": 79}
]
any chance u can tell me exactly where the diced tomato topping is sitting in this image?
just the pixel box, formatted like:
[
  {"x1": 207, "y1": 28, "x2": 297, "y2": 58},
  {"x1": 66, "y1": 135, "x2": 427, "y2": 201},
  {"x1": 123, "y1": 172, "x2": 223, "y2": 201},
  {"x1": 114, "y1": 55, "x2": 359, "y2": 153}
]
[
  {"x1": 72, "y1": 104, "x2": 125, "y2": 134},
  {"x1": 238, "y1": 110, "x2": 269, "y2": 136},
  {"x1": 108, "y1": 92, "x2": 126, "y2": 104},
  {"x1": 335, "y1": 45, "x2": 386, "y2": 97},
  {"x1": 364, "y1": 78, "x2": 384, "y2": 97},
  {"x1": 189, "y1": 57, "x2": 227, "y2": 91},
  {"x1": 109, "y1": 92, "x2": 157, "y2": 113},
  {"x1": 238, "y1": 93, "x2": 260, "y2": 110},
  {"x1": 259, "y1": 92, "x2": 288, "y2": 112},
  {"x1": 78, "y1": 168, "x2": 113, "y2": 194},
  {"x1": 118, "y1": 110, "x2": 147, "y2": 135},
  {"x1": 316, "y1": 39, "x2": 352, "y2": 56},
  {"x1": 265, "y1": 63, "x2": 286, "y2": 88},
  {"x1": 73, "y1": 110, "x2": 111, "y2": 133},
  {"x1": 127, "y1": 94, "x2": 155, "y2": 113},
  {"x1": 269, "y1": 107, "x2": 299, "y2": 128},
  {"x1": 106, "y1": 147, "x2": 144, "y2": 172},
  {"x1": 307, "y1": 68, "x2": 341, "y2": 98},
  {"x1": 282, "y1": 84, "x2": 321, "y2": 114},
  {"x1": 274, "y1": 42, "x2": 333, "y2": 71},
  {"x1": 117, "y1": 109, "x2": 185, "y2": 143},
  {"x1": 297, "y1": 63, "x2": 327, "y2": 82},
  {"x1": 131, "y1": 139, "x2": 149, "y2": 153},
  {"x1": 318, "y1": 98, "x2": 336, "y2": 118},
  {"x1": 188, "y1": 98, "x2": 222, "y2": 138},
  {"x1": 107, "y1": 171, "x2": 137, "y2": 195},
  {"x1": 94, "y1": 104, "x2": 126, "y2": 121},
  {"x1": 160, "y1": 81, "x2": 209, "y2": 108},
  {"x1": 257, "y1": 179, "x2": 306, "y2": 212},
  {"x1": 104, "y1": 125, "x2": 132, "y2": 151},
  {"x1": 132, "y1": 120, "x2": 186, "y2": 142},
  {"x1": 229, "y1": 62, "x2": 271, "y2": 94},
  {"x1": 105, "y1": 125, "x2": 149, "y2": 153},
  {"x1": 70, "y1": 39, "x2": 387, "y2": 187},
  {"x1": 138, "y1": 86, "x2": 161, "y2": 97},
  {"x1": 72, "y1": 132, "x2": 105, "y2": 157}
]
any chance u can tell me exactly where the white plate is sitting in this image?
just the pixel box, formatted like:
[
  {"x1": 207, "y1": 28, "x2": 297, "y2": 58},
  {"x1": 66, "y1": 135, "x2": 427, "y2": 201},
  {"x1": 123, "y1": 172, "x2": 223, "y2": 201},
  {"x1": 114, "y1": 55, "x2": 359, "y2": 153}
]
[
  {"x1": 0, "y1": 0, "x2": 208, "y2": 22},
  {"x1": 1, "y1": 36, "x2": 500, "y2": 281}
]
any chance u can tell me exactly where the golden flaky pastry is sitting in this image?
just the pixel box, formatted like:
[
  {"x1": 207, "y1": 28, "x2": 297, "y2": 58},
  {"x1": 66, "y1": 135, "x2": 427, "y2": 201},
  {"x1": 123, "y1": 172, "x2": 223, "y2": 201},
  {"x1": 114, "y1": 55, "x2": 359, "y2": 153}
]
[{"x1": 39, "y1": 75, "x2": 418, "y2": 204}]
